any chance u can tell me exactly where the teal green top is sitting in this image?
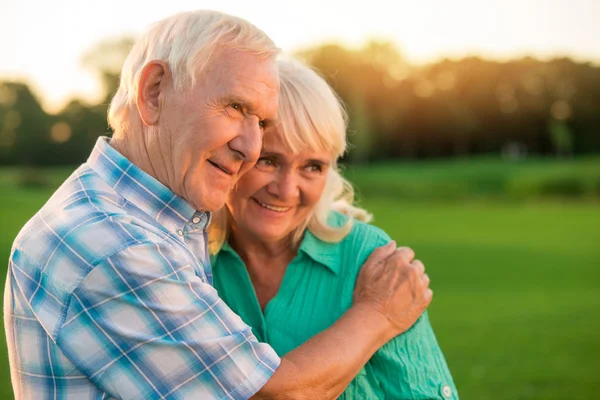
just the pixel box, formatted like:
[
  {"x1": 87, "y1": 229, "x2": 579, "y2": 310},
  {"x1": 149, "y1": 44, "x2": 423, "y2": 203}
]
[{"x1": 212, "y1": 214, "x2": 458, "y2": 399}]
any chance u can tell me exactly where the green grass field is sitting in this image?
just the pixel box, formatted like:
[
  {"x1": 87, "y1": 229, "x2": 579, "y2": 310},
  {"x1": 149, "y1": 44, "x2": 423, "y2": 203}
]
[{"x1": 1, "y1": 160, "x2": 599, "y2": 399}]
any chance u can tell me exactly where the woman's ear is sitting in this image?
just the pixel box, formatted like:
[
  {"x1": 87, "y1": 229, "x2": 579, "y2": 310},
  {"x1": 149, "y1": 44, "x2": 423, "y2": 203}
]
[{"x1": 136, "y1": 60, "x2": 170, "y2": 126}]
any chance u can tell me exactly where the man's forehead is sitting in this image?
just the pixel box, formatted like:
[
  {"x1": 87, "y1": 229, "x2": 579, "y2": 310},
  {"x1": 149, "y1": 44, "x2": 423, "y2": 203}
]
[
  {"x1": 210, "y1": 48, "x2": 278, "y2": 82},
  {"x1": 212, "y1": 52, "x2": 278, "y2": 94}
]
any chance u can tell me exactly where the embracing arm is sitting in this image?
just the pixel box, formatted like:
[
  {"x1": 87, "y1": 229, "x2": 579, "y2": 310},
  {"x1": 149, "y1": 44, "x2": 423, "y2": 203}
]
[
  {"x1": 57, "y1": 240, "x2": 429, "y2": 400},
  {"x1": 343, "y1": 223, "x2": 457, "y2": 399},
  {"x1": 252, "y1": 303, "x2": 395, "y2": 399},
  {"x1": 254, "y1": 243, "x2": 433, "y2": 400}
]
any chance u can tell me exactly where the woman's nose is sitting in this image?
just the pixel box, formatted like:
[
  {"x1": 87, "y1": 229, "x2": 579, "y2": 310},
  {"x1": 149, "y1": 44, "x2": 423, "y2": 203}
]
[{"x1": 269, "y1": 171, "x2": 299, "y2": 202}]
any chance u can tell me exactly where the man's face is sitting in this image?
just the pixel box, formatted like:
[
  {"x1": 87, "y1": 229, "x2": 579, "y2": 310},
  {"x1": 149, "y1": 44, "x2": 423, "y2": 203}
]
[{"x1": 158, "y1": 48, "x2": 279, "y2": 212}]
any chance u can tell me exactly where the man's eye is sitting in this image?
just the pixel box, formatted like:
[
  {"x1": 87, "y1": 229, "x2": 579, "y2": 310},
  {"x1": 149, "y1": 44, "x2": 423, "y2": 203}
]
[
  {"x1": 258, "y1": 120, "x2": 265, "y2": 129},
  {"x1": 231, "y1": 103, "x2": 241, "y2": 111}
]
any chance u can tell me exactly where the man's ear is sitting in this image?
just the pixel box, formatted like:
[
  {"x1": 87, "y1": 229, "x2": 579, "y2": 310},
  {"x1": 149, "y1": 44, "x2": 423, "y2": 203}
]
[{"x1": 136, "y1": 60, "x2": 171, "y2": 126}]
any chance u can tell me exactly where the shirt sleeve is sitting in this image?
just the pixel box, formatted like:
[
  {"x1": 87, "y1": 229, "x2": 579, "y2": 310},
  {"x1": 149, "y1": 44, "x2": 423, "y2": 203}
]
[
  {"x1": 55, "y1": 241, "x2": 280, "y2": 400},
  {"x1": 370, "y1": 312, "x2": 459, "y2": 399},
  {"x1": 349, "y1": 222, "x2": 458, "y2": 399}
]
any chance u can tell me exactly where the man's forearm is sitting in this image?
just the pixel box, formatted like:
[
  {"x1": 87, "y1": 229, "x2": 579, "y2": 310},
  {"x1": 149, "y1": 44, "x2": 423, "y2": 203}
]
[{"x1": 253, "y1": 303, "x2": 394, "y2": 399}]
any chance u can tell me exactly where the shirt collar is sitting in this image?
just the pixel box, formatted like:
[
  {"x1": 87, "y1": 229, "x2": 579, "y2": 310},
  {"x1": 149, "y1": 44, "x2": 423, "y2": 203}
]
[
  {"x1": 297, "y1": 230, "x2": 342, "y2": 275},
  {"x1": 87, "y1": 136, "x2": 210, "y2": 233},
  {"x1": 216, "y1": 229, "x2": 342, "y2": 275},
  {"x1": 213, "y1": 240, "x2": 235, "y2": 263}
]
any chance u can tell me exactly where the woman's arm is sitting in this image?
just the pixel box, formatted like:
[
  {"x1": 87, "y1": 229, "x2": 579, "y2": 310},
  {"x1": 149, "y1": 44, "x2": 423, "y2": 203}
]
[
  {"x1": 370, "y1": 311, "x2": 459, "y2": 399},
  {"x1": 347, "y1": 221, "x2": 458, "y2": 399}
]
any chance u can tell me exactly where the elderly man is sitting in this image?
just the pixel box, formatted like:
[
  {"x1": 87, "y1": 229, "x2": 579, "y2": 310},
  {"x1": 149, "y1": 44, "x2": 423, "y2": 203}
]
[{"x1": 5, "y1": 10, "x2": 432, "y2": 399}]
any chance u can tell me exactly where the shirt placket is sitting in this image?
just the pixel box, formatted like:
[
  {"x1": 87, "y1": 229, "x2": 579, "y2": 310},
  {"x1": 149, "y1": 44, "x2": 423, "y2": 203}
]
[{"x1": 178, "y1": 212, "x2": 212, "y2": 284}]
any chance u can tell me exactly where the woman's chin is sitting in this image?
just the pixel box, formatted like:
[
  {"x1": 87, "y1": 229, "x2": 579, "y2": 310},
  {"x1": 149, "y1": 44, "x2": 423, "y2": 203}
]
[{"x1": 246, "y1": 226, "x2": 291, "y2": 244}]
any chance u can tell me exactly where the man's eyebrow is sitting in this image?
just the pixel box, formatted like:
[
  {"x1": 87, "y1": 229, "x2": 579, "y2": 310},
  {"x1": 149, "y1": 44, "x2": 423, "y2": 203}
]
[
  {"x1": 224, "y1": 95, "x2": 252, "y2": 110},
  {"x1": 224, "y1": 94, "x2": 277, "y2": 126}
]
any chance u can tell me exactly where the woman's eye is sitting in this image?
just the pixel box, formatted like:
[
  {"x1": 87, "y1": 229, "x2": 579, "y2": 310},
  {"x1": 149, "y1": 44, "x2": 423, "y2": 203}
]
[
  {"x1": 257, "y1": 157, "x2": 274, "y2": 167},
  {"x1": 306, "y1": 164, "x2": 323, "y2": 173},
  {"x1": 255, "y1": 157, "x2": 276, "y2": 171}
]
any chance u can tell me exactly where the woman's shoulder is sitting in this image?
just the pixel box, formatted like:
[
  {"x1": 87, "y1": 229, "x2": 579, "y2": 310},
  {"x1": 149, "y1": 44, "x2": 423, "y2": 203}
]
[
  {"x1": 331, "y1": 212, "x2": 393, "y2": 275},
  {"x1": 334, "y1": 212, "x2": 391, "y2": 248}
]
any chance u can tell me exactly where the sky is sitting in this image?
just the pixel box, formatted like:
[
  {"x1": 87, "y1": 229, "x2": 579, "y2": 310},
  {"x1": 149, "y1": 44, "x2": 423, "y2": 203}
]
[{"x1": 1, "y1": 0, "x2": 599, "y2": 112}]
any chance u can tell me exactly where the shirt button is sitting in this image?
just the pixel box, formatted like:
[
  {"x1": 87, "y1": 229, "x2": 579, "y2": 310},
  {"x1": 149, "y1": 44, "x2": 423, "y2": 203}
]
[
  {"x1": 441, "y1": 385, "x2": 452, "y2": 398},
  {"x1": 177, "y1": 229, "x2": 183, "y2": 236},
  {"x1": 192, "y1": 216, "x2": 201, "y2": 224}
]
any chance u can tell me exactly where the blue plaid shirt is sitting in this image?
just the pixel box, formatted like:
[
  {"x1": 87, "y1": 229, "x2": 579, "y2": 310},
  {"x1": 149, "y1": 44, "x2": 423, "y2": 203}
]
[{"x1": 4, "y1": 137, "x2": 280, "y2": 399}]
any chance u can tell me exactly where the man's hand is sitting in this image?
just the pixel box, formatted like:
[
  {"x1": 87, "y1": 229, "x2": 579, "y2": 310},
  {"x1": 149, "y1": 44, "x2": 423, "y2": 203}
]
[
  {"x1": 353, "y1": 241, "x2": 432, "y2": 339},
  {"x1": 254, "y1": 242, "x2": 433, "y2": 399}
]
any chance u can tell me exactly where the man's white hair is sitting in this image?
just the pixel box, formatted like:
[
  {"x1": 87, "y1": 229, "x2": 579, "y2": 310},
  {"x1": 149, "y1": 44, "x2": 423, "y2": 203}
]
[{"x1": 108, "y1": 10, "x2": 279, "y2": 130}]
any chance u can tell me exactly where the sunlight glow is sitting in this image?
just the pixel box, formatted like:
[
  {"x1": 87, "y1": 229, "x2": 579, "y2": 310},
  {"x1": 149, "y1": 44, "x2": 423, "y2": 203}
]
[{"x1": 1, "y1": 0, "x2": 599, "y2": 112}]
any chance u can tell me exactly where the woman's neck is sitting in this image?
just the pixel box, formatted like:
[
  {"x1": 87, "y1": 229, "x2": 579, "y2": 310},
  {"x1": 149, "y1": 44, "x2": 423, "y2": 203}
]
[{"x1": 229, "y1": 228, "x2": 298, "y2": 311}]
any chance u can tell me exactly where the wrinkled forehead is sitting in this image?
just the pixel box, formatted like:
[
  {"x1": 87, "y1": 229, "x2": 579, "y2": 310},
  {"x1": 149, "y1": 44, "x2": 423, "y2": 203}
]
[
  {"x1": 200, "y1": 48, "x2": 280, "y2": 116},
  {"x1": 202, "y1": 46, "x2": 278, "y2": 81}
]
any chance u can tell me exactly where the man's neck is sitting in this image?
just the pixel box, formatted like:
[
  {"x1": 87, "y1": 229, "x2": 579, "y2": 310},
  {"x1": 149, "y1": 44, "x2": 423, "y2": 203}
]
[{"x1": 110, "y1": 124, "x2": 172, "y2": 192}]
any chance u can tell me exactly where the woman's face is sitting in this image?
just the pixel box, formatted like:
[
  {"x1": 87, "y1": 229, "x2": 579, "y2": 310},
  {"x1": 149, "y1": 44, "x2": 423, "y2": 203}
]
[{"x1": 226, "y1": 129, "x2": 334, "y2": 244}]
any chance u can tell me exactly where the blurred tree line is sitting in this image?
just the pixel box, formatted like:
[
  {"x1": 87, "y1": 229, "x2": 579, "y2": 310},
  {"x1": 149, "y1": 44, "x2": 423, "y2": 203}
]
[{"x1": 1, "y1": 38, "x2": 599, "y2": 166}]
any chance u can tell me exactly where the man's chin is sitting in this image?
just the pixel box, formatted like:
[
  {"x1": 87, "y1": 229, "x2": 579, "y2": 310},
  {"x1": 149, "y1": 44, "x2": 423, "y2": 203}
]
[{"x1": 194, "y1": 193, "x2": 228, "y2": 213}]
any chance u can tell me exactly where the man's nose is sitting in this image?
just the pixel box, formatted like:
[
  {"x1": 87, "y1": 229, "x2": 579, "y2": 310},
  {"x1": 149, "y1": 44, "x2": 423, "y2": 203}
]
[{"x1": 228, "y1": 117, "x2": 262, "y2": 164}]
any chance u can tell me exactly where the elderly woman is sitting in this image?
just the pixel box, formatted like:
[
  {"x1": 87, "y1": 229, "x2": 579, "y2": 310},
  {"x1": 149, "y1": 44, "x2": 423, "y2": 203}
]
[{"x1": 209, "y1": 58, "x2": 458, "y2": 399}]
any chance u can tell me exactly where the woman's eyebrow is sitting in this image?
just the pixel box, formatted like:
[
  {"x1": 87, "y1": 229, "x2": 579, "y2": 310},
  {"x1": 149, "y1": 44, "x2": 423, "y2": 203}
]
[
  {"x1": 259, "y1": 151, "x2": 282, "y2": 157},
  {"x1": 258, "y1": 152, "x2": 331, "y2": 166},
  {"x1": 306, "y1": 159, "x2": 331, "y2": 166}
]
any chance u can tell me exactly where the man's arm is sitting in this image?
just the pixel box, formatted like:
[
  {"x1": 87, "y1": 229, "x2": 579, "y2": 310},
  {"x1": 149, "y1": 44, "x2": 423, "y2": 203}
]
[
  {"x1": 56, "y1": 242, "x2": 280, "y2": 400},
  {"x1": 254, "y1": 243, "x2": 433, "y2": 399},
  {"x1": 57, "y1": 241, "x2": 429, "y2": 400}
]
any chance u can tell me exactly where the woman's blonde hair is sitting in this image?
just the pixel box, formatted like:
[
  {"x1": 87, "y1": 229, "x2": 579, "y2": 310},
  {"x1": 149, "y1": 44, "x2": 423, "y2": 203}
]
[
  {"x1": 208, "y1": 57, "x2": 371, "y2": 254},
  {"x1": 108, "y1": 10, "x2": 279, "y2": 131}
]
